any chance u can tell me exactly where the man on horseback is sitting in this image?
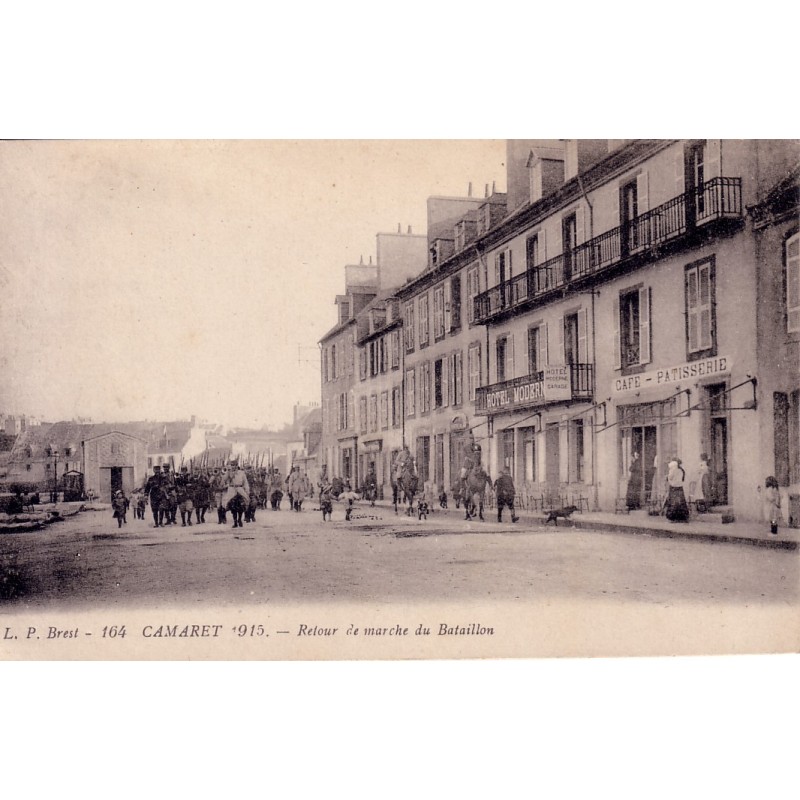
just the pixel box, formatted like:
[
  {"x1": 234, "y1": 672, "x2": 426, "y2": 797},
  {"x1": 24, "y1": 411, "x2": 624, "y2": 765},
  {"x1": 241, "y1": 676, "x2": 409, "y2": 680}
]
[{"x1": 462, "y1": 444, "x2": 490, "y2": 521}]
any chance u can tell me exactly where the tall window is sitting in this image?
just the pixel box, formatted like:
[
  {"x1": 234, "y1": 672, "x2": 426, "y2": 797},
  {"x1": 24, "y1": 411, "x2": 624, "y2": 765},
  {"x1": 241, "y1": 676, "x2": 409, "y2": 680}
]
[
  {"x1": 562, "y1": 213, "x2": 577, "y2": 281},
  {"x1": 434, "y1": 358, "x2": 445, "y2": 409},
  {"x1": 615, "y1": 287, "x2": 651, "y2": 369},
  {"x1": 454, "y1": 351, "x2": 463, "y2": 405},
  {"x1": 433, "y1": 286, "x2": 445, "y2": 340},
  {"x1": 787, "y1": 232, "x2": 800, "y2": 334},
  {"x1": 390, "y1": 329, "x2": 401, "y2": 368},
  {"x1": 359, "y1": 348, "x2": 367, "y2": 381},
  {"x1": 450, "y1": 276, "x2": 461, "y2": 331},
  {"x1": 322, "y1": 348, "x2": 329, "y2": 382},
  {"x1": 526, "y1": 233, "x2": 539, "y2": 270},
  {"x1": 528, "y1": 326, "x2": 540, "y2": 376},
  {"x1": 419, "y1": 362, "x2": 431, "y2": 413},
  {"x1": 467, "y1": 344, "x2": 482, "y2": 401},
  {"x1": 620, "y1": 180, "x2": 638, "y2": 254},
  {"x1": 369, "y1": 395, "x2": 378, "y2": 433},
  {"x1": 405, "y1": 369, "x2": 416, "y2": 416},
  {"x1": 496, "y1": 337, "x2": 508, "y2": 383},
  {"x1": 380, "y1": 391, "x2": 389, "y2": 430},
  {"x1": 392, "y1": 386, "x2": 402, "y2": 428},
  {"x1": 570, "y1": 419, "x2": 585, "y2": 482},
  {"x1": 404, "y1": 302, "x2": 415, "y2": 352},
  {"x1": 331, "y1": 344, "x2": 337, "y2": 380},
  {"x1": 467, "y1": 266, "x2": 479, "y2": 324},
  {"x1": 418, "y1": 294, "x2": 430, "y2": 347},
  {"x1": 685, "y1": 258, "x2": 715, "y2": 357},
  {"x1": 563, "y1": 313, "x2": 579, "y2": 366},
  {"x1": 359, "y1": 396, "x2": 368, "y2": 434}
]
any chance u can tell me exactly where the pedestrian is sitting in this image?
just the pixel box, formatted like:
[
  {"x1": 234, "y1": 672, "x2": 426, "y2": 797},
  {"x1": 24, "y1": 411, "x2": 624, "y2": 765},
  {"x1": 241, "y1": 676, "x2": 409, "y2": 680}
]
[
  {"x1": 696, "y1": 452, "x2": 713, "y2": 510},
  {"x1": 494, "y1": 466, "x2": 519, "y2": 523},
  {"x1": 176, "y1": 466, "x2": 194, "y2": 526},
  {"x1": 764, "y1": 475, "x2": 782, "y2": 535},
  {"x1": 664, "y1": 458, "x2": 689, "y2": 522},
  {"x1": 626, "y1": 451, "x2": 643, "y2": 510},
  {"x1": 112, "y1": 490, "x2": 128, "y2": 528},
  {"x1": 320, "y1": 481, "x2": 333, "y2": 521},
  {"x1": 362, "y1": 467, "x2": 378, "y2": 506},
  {"x1": 339, "y1": 484, "x2": 359, "y2": 521},
  {"x1": 145, "y1": 465, "x2": 164, "y2": 528}
]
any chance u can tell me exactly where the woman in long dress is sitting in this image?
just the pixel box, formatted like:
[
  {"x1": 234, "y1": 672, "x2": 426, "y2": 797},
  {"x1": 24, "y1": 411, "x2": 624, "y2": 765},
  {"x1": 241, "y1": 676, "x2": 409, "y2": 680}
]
[
  {"x1": 625, "y1": 451, "x2": 643, "y2": 510},
  {"x1": 664, "y1": 459, "x2": 689, "y2": 522}
]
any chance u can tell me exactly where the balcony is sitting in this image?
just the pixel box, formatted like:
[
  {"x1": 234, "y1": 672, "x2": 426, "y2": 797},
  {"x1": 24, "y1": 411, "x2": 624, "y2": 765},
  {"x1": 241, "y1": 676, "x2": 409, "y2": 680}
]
[
  {"x1": 475, "y1": 363, "x2": 594, "y2": 415},
  {"x1": 473, "y1": 177, "x2": 743, "y2": 324}
]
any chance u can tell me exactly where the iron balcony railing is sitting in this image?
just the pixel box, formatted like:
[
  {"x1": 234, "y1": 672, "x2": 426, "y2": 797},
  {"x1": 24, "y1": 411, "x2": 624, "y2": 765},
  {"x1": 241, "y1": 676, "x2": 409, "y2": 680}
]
[
  {"x1": 474, "y1": 363, "x2": 595, "y2": 414},
  {"x1": 473, "y1": 176, "x2": 742, "y2": 324}
]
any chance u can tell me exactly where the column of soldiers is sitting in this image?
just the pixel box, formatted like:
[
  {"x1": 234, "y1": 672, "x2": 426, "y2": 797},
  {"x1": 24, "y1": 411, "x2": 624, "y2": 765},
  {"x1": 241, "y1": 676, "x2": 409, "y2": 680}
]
[{"x1": 138, "y1": 461, "x2": 286, "y2": 529}]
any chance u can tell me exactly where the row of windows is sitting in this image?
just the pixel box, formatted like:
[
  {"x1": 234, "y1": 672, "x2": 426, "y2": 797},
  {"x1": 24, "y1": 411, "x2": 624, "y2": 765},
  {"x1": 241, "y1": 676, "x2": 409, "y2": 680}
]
[
  {"x1": 358, "y1": 388, "x2": 403, "y2": 434},
  {"x1": 404, "y1": 276, "x2": 463, "y2": 352},
  {"x1": 359, "y1": 329, "x2": 401, "y2": 380},
  {"x1": 488, "y1": 257, "x2": 719, "y2": 384},
  {"x1": 321, "y1": 334, "x2": 355, "y2": 383},
  {"x1": 405, "y1": 348, "x2": 479, "y2": 417}
]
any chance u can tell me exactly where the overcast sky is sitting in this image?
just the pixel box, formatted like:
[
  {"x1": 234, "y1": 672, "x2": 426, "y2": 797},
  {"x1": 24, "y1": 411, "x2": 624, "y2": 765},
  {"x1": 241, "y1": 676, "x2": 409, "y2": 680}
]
[{"x1": 0, "y1": 140, "x2": 507, "y2": 429}]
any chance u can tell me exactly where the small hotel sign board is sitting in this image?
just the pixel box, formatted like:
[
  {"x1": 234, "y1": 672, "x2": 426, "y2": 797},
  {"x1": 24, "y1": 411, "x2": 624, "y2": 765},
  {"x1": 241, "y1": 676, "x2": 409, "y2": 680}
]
[
  {"x1": 480, "y1": 365, "x2": 572, "y2": 413},
  {"x1": 612, "y1": 355, "x2": 732, "y2": 395}
]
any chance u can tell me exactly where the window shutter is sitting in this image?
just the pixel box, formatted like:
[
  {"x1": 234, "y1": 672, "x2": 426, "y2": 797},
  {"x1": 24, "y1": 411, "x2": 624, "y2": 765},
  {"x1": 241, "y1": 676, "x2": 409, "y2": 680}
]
[
  {"x1": 506, "y1": 334, "x2": 515, "y2": 381},
  {"x1": 444, "y1": 280, "x2": 451, "y2": 332},
  {"x1": 637, "y1": 170, "x2": 649, "y2": 214},
  {"x1": 576, "y1": 205, "x2": 585, "y2": 244},
  {"x1": 613, "y1": 296, "x2": 621, "y2": 369},
  {"x1": 494, "y1": 254, "x2": 501, "y2": 286},
  {"x1": 787, "y1": 234, "x2": 800, "y2": 333},
  {"x1": 675, "y1": 148, "x2": 685, "y2": 195},
  {"x1": 507, "y1": 249, "x2": 513, "y2": 278},
  {"x1": 442, "y1": 359, "x2": 449, "y2": 407},
  {"x1": 577, "y1": 308, "x2": 588, "y2": 363},
  {"x1": 347, "y1": 394, "x2": 354, "y2": 430},
  {"x1": 540, "y1": 228, "x2": 547, "y2": 261},
  {"x1": 639, "y1": 286, "x2": 651, "y2": 365},
  {"x1": 541, "y1": 322, "x2": 549, "y2": 367},
  {"x1": 558, "y1": 317, "x2": 566, "y2": 365},
  {"x1": 706, "y1": 139, "x2": 721, "y2": 180}
]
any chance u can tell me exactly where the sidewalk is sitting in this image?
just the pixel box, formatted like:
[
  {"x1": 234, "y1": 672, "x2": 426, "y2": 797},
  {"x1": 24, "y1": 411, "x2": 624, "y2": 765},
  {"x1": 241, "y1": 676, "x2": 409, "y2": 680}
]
[{"x1": 371, "y1": 499, "x2": 799, "y2": 551}]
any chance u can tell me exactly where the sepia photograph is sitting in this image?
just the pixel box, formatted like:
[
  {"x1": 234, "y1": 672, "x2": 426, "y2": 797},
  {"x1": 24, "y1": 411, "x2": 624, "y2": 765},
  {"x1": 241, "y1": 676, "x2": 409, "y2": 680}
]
[
  {"x1": 1, "y1": 138, "x2": 798, "y2": 662},
  {"x1": 2, "y1": 8, "x2": 798, "y2": 797}
]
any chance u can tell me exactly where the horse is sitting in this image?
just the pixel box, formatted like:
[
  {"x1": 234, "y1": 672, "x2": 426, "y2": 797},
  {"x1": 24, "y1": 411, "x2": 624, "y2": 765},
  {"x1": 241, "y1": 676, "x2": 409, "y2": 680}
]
[
  {"x1": 227, "y1": 493, "x2": 248, "y2": 528},
  {"x1": 394, "y1": 466, "x2": 419, "y2": 516},
  {"x1": 464, "y1": 465, "x2": 491, "y2": 521}
]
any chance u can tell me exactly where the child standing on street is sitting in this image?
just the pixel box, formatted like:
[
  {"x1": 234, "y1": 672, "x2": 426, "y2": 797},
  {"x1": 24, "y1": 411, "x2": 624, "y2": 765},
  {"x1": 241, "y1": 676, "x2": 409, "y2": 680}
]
[
  {"x1": 764, "y1": 476, "x2": 782, "y2": 535},
  {"x1": 112, "y1": 490, "x2": 128, "y2": 528},
  {"x1": 320, "y1": 482, "x2": 333, "y2": 521}
]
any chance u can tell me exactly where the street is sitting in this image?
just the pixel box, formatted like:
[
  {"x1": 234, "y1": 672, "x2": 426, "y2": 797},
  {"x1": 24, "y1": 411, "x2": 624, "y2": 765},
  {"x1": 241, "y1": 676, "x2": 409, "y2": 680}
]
[{"x1": 1, "y1": 502, "x2": 797, "y2": 610}]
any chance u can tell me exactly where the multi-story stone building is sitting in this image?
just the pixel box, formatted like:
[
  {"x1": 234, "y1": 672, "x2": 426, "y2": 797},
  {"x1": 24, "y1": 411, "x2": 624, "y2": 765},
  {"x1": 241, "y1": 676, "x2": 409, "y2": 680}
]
[
  {"x1": 396, "y1": 190, "x2": 507, "y2": 495},
  {"x1": 751, "y1": 164, "x2": 800, "y2": 524},
  {"x1": 319, "y1": 230, "x2": 427, "y2": 487},
  {"x1": 472, "y1": 139, "x2": 800, "y2": 521}
]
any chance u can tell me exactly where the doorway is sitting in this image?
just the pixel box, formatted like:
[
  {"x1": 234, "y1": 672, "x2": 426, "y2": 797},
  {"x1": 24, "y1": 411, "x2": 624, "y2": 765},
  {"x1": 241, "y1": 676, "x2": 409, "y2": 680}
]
[
  {"x1": 545, "y1": 423, "x2": 560, "y2": 486},
  {"x1": 706, "y1": 383, "x2": 729, "y2": 505}
]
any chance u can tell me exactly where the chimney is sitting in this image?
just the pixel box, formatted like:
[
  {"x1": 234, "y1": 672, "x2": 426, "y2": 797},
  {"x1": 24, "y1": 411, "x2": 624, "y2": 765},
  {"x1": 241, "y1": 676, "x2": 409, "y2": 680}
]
[
  {"x1": 369, "y1": 255, "x2": 373, "y2": 265},
  {"x1": 397, "y1": 223, "x2": 401, "y2": 233},
  {"x1": 492, "y1": 181, "x2": 496, "y2": 194},
  {"x1": 407, "y1": 225, "x2": 412, "y2": 234},
  {"x1": 468, "y1": 182, "x2": 472, "y2": 197},
  {"x1": 484, "y1": 183, "x2": 489, "y2": 198},
  {"x1": 359, "y1": 255, "x2": 364, "y2": 265}
]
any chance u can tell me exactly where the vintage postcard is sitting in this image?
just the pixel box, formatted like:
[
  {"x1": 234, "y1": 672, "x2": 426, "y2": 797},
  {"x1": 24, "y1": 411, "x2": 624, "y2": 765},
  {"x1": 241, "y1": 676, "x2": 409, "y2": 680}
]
[{"x1": 1, "y1": 139, "x2": 798, "y2": 661}]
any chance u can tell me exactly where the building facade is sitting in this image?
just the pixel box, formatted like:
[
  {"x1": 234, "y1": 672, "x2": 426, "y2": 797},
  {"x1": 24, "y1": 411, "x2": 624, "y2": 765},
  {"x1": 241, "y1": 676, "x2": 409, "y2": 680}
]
[
  {"x1": 473, "y1": 139, "x2": 799, "y2": 521},
  {"x1": 317, "y1": 139, "x2": 799, "y2": 523}
]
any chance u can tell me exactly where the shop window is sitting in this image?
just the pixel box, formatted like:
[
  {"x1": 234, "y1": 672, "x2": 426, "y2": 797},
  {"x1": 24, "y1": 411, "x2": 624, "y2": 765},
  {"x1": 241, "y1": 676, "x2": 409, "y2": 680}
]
[{"x1": 570, "y1": 419, "x2": 585, "y2": 483}]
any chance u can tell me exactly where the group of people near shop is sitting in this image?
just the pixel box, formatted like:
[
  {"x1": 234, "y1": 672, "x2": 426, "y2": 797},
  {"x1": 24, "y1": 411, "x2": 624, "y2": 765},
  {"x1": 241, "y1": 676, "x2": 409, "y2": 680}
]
[{"x1": 626, "y1": 450, "x2": 784, "y2": 533}]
